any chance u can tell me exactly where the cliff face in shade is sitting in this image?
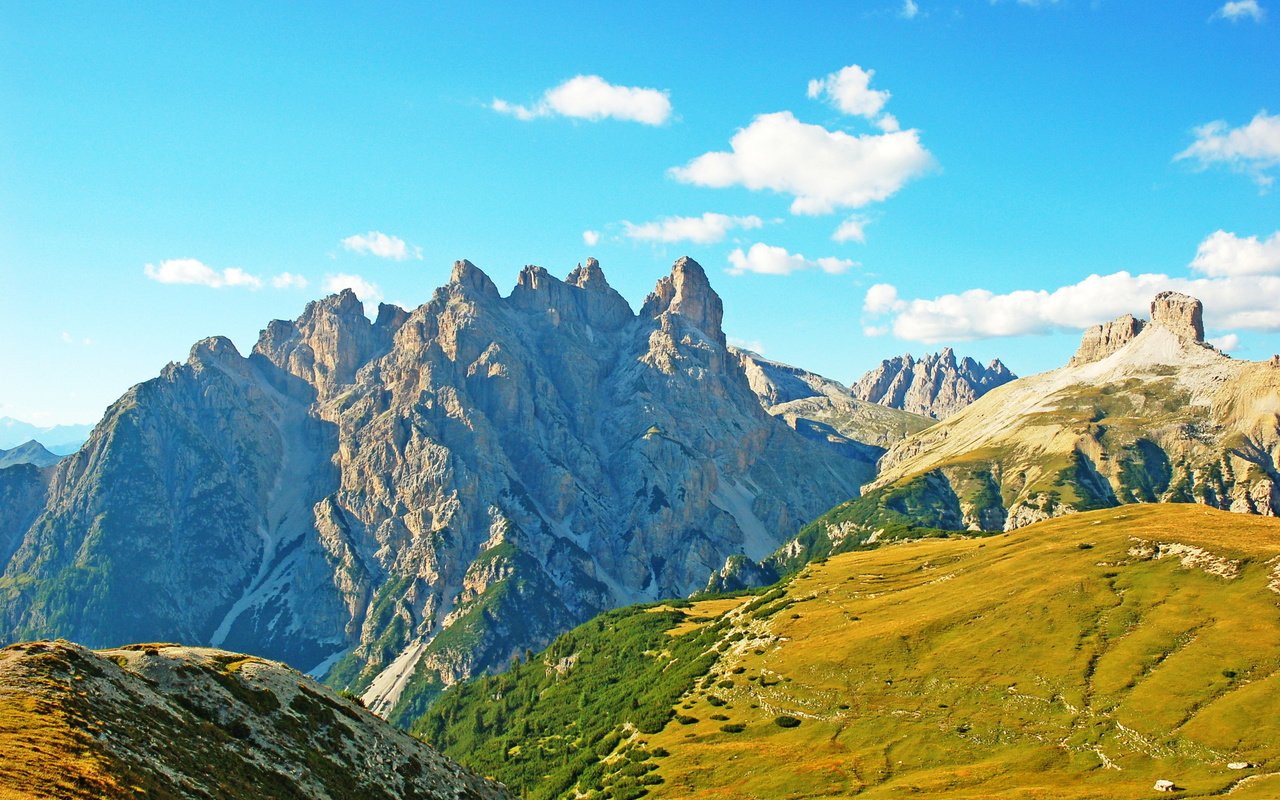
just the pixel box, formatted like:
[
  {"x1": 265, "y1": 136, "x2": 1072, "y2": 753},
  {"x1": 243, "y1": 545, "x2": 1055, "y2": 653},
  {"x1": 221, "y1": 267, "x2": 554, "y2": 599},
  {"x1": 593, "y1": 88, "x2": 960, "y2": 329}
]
[
  {"x1": 865, "y1": 293, "x2": 1280, "y2": 533},
  {"x1": 850, "y1": 348, "x2": 1016, "y2": 419},
  {"x1": 0, "y1": 257, "x2": 867, "y2": 722}
]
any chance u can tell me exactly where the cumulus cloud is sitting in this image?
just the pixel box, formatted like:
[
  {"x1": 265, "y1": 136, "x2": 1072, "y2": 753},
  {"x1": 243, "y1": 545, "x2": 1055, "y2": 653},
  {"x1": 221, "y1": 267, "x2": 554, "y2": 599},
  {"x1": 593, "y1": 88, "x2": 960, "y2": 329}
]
[
  {"x1": 1209, "y1": 333, "x2": 1241, "y2": 352},
  {"x1": 807, "y1": 65, "x2": 890, "y2": 119},
  {"x1": 1213, "y1": 0, "x2": 1265, "y2": 21},
  {"x1": 1190, "y1": 230, "x2": 1280, "y2": 276},
  {"x1": 726, "y1": 242, "x2": 857, "y2": 276},
  {"x1": 622, "y1": 212, "x2": 764, "y2": 244},
  {"x1": 582, "y1": 230, "x2": 601, "y2": 247},
  {"x1": 491, "y1": 75, "x2": 673, "y2": 126},
  {"x1": 864, "y1": 270, "x2": 1280, "y2": 343},
  {"x1": 832, "y1": 215, "x2": 870, "y2": 244},
  {"x1": 271, "y1": 272, "x2": 309, "y2": 289},
  {"x1": 144, "y1": 258, "x2": 263, "y2": 289},
  {"x1": 670, "y1": 111, "x2": 934, "y2": 215},
  {"x1": 341, "y1": 231, "x2": 422, "y2": 261},
  {"x1": 1175, "y1": 110, "x2": 1280, "y2": 187}
]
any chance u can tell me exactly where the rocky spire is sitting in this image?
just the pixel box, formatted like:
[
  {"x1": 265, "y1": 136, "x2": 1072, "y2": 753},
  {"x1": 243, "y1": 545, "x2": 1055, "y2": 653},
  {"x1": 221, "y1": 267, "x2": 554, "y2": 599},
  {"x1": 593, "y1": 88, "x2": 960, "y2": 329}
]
[
  {"x1": 1069, "y1": 314, "x2": 1147, "y2": 366},
  {"x1": 1151, "y1": 291, "x2": 1205, "y2": 342},
  {"x1": 565, "y1": 258, "x2": 632, "y2": 331},
  {"x1": 450, "y1": 259, "x2": 500, "y2": 299},
  {"x1": 641, "y1": 257, "x2": 725, "y2": 345},
  {"x1": 851, "y1": 350, "x2": 1016, "y2": 419}
]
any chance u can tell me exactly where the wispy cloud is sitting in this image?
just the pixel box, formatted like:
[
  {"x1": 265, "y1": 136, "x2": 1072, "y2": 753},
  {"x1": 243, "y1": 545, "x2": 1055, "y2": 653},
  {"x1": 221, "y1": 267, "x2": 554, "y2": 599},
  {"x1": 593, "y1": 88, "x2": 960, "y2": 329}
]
[
  {"x1": 622, "y1": 212, "x2": 764, "y2": 244},
  {"x1": 271, "y1": 272, "x2": 309, "y2": 289},
  {"x1": 341, "y1": 231, "x2": 422, "y2": 261},
  {"x1": 491, "y1": 75, "x2": 673, "y2": 126},
  {"x1": 901, "y1": 0, "x2": 920, "y2": 19},
  {"x1": 1175, "y1": 110, "x2": 1280, "y2": 187},
  {"x1": 582, "y1": 230, "x2": 601, "y2": 247},
  {"x1": 726, "y1": 242, "x2": 857, "y2": 276},
  {"x1": 144, "y1": 258, "x2": 263, "y2": 289},
  {"x1": 670, "y1": 111, "x2": 934, "y2": 215},
  {"x1": 832, "y1": 215, "x2": 871, "y2": 244},
  {"x1": 323, "y1": 273, "x2": 383, "y2": 317},
  {"x1": 1213, "y1": 0, "x2": 1265, "y2": 22}
]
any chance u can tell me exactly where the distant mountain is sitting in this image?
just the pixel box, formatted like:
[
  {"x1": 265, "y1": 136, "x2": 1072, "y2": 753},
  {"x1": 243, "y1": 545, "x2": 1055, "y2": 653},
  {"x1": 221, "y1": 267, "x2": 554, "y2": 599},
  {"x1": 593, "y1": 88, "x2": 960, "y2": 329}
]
[
  {"x1": 421, "y1": 504, "x2": 1280, "y2": 799},
  {"x1": 732, "y1": 347, "x2": 934, "y2": 464},
  {"x1": 865, "y1": 292, "x2": 1279, "y2": 532},
  {"x1": 0, "y1": 417, "x2": 93, "y2": 454},
  {"x1": 0, "y1": 256, "x2": 867, "y2": 725},
  {"x1": 0, "y1": 440, "x2": 62, "y2": 469},
  {"x1": 0, "y1": 640, "x2": 511, "y2": 799},
  {"x1": 850, "y1": 348, "x2": 1015, "y2": 419}
]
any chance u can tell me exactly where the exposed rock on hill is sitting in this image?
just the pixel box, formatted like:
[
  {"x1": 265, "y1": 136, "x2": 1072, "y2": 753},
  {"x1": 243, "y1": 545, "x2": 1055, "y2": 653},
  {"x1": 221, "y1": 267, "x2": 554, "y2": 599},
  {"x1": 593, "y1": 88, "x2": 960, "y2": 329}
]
[
  {"x1": 0, "y1": 257, "x2": 867, "y2": 723},
  {"x1": 0, "y1": 640, "x2": 510, "y2": 799},
  {"x1": 850, "y1": 348, "x2": 1015, "y2": 419},
  {"x1": 864, "y1": 292, "x2": 1280, "y2": 533}
]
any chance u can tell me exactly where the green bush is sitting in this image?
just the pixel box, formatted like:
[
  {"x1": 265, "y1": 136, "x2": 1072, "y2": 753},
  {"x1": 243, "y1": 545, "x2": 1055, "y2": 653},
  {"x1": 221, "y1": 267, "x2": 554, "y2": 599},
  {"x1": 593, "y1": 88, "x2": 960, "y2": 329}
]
[{"x1": 773, "y1": 715, "x2": 801, "y2": 728}]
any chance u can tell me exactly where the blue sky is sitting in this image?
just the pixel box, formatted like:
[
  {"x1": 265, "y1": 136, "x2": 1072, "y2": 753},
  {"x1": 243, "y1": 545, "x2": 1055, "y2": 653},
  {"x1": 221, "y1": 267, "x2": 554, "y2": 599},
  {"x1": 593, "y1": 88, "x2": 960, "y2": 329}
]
[{"x1": 2, "y1": 1, "x2": 1278, "y2": 425}]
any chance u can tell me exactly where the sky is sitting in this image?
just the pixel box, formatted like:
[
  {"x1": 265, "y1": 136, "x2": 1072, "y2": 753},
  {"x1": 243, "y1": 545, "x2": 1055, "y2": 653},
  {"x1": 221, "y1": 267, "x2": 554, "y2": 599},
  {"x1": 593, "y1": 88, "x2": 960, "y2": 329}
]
[{"x1": 2, "y1": 1, "x2": 1278, "y2": 425}]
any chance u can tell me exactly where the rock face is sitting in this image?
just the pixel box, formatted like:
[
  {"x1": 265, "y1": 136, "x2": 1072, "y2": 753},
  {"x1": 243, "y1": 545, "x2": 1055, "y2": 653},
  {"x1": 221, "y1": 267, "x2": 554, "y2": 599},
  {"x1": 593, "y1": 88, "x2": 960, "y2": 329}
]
[
  {"x1": 1069, "y1": 314, "x2": 1146, "y2": 366},
  {"x1": 850, "y1": 349, "x2": 1015, "y2": 419},
  {"x1": 867, "y1": 293, "x2": 1280, "y2": 532},
  {"x1": 0, "y1": 640, "x2": 511, "y2": 799},
  {"x1": 0, "y1": 257, "x2": 866, "y2": 723}
]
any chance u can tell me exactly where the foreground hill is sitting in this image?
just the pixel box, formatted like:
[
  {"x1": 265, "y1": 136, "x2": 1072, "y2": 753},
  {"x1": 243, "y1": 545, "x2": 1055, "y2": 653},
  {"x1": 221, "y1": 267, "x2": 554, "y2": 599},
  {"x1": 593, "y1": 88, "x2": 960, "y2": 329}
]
[
  {"x1": 0, "y1": 256, "x2": 873, "y2": 722},
  {"x1": 0, "y1": 640, "x2": 510, "y2": 800},
  {"x1": 421, "y1": 505, "x2": 1280, "y2": 799},
  {"x1": 868, "y1": 292, "x2": 1280, "y2": 531}
]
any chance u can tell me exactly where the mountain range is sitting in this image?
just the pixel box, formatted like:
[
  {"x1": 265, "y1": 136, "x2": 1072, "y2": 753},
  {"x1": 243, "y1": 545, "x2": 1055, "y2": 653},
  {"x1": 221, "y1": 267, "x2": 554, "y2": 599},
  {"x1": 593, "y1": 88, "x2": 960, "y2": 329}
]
[
  {"x1": 850, "y1": 349, "x2": 1015, "y2": 419},
  {"x1": 0, "y1": 257, "x2": 902, "y2": 724},
  {"x1": 0, "y1": 418, "x2": 93, "y2": 455}
]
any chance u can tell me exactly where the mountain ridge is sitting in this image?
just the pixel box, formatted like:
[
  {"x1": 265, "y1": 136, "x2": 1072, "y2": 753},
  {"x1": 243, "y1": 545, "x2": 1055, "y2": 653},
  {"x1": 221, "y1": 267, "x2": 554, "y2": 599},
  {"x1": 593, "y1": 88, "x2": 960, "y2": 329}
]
[{"x1": 850, "y1": 348, "x2": 1015, "y2": 419}]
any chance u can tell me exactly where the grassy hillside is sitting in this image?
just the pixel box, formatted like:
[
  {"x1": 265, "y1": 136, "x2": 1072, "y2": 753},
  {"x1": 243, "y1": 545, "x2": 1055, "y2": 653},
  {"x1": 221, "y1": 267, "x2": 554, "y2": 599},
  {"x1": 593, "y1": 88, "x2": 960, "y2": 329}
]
[{"x1": 422, "y1": 505, "x2": 1280, "y2": 799}]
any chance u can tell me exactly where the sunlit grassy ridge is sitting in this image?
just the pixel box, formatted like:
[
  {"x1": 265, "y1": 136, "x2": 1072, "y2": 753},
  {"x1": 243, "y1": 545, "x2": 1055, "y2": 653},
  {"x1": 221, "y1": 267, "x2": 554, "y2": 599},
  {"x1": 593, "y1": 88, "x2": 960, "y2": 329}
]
[{"x1": 425, "y1": 505, "x2": 1280, "y2": 799}]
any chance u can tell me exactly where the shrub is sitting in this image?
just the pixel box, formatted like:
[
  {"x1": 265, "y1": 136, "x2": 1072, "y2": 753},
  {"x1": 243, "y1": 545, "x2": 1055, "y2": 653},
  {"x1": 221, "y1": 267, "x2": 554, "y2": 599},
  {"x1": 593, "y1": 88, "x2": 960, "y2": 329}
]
[
  {"x1": 773, "y1": 715, "x2": 801, "y2": 728},
  {"x1": 719, "y1": 723, "x2": 745, "y2": 733}
]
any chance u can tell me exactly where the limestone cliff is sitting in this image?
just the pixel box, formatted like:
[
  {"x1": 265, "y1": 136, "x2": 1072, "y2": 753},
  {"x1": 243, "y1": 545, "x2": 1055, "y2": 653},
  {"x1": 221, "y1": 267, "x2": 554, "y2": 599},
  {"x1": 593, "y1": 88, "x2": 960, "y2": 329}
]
[
  {"x1": 0, "y1": 257, "x2": 867, "y2": 722},
  {"x1": 850, "y1": 348, "x2": 1015, "y2": 419}
]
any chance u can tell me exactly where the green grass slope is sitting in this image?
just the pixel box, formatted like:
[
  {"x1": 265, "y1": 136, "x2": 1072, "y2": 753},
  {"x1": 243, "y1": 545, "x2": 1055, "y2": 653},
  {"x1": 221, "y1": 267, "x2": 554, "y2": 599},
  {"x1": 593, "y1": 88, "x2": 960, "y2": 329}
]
[{"x1": 422, "y1": 505, "x2": 1280, "y2": 799}]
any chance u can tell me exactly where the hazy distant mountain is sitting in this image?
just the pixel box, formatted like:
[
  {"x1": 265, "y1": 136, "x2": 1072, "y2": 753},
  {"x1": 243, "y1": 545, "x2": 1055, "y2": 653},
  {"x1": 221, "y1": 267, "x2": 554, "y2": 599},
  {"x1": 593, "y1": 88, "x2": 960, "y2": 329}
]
[
  {"x1": 0, "y1": 417, "x2": 93, "y2": 454},
  {"x1": 851, "y1": 348, "x2": 1015, "y2": 419},
  {"x1": 0, "y1": 257, "x2": 869, "y2": 724},
  {"x1": 0, "y1": 440, "x2": 62, "y2": 469}
]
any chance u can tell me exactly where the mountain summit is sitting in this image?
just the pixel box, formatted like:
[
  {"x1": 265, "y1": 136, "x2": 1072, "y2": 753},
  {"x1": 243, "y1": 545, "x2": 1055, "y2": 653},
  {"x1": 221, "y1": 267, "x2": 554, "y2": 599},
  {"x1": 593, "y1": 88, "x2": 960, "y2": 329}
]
[
  {"x1": 851, "y1": 348, "x2": 1015, "y2": 419},
  {"x1": 0, "y1": 257, "x2": 875, "y2": 723}
]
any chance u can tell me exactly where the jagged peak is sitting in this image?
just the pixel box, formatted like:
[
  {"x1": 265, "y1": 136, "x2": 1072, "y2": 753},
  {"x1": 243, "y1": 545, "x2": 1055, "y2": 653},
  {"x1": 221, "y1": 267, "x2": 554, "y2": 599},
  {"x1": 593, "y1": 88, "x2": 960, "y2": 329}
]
[
  {"x1": 188, "y1": 335, "x2": 242, "y2": 365},
  {"x1": 567, "y1": 257, "x2": 609, "y2": 290},
  {"x1": 640, "y1": 256, "x2": 725, "y2": 344},
  {"x1": 450, "y1": 259, "x2": 500, "y2": 299}
]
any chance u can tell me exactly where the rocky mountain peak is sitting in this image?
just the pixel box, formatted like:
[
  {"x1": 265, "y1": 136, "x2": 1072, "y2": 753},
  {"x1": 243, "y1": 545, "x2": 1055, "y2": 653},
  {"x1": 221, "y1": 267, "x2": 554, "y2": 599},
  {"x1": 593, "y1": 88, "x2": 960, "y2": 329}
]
[
  {"x1": 1151, "y1": 291, "x2": 1205, "y2": 342},
  {"x1": 567, "y1": 257, "x2": 607, "y2": 290},
  {"x1": 1069, "y1": 313, "x2": 1147, "y2": 366},
  {"x1": 188, "y1": 335, "x2": 243, "y2": 367},
  {"x1": 450, "y1": 258, "x2": 500, "y2": 299},
  {"x1": 851, "y1": 350, "x2": 1016, "y2": 419},
  {"x1": 641, "y1": 256, "x2": 725, "y2": 344}
]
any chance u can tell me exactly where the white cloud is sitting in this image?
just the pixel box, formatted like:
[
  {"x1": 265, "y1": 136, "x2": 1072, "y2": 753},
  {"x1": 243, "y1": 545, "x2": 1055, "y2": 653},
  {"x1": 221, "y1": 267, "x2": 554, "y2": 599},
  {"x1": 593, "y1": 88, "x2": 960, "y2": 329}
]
[
  {"x1": 670, "y1": 111, "x2": 934, "y2": 215},
  {"x1": 323, "y1": 273, "x2": 383, "y2": 317},
  {"x1": 1175, "y1": 110, "x2": 1280, "y2": 187},
  {"x1": 1190, "y1": 230, "x2": 1280, "y2": 276},
  {"x1": 807, "y1": 65, "x2": 890, "y2": 119},
  {"x1": 582, "y1": 230, "x2": 601, "y2": 247},
  {"x1": 1209, "y1": 333, "x2": 1241, "y2": 352},
  {"x1": 863, "y1": 283, "x2": 905, "y2": 313},
  {"x1": 271, "y1": 272, "x2": 309, "y2": 289},
  {"x1": 1214, "y1": 0, "x2": 1265, "y2": 21},
  {"x1": 491, "y1": 75, "x2": 672, "y2": 126},
  {"x1": 901, "y1": 0, "x2": 919, "y2": 18},
  {"x1": 143, "y1": 258, "x2": 263, "y2": 289},
  {"x1": 727, "y1": 336, "x2": 766, "y2": 354},
  {"x1": 622, "y1": 212, "x2": 764, "y2": 244},
  {"x1": 341, "y1": 231, "x2": 422, "y2": 261},
  {"x1": 726, "y1": 242, "x2": 857, "y2": 276},
  {"x1": 60, "y1": 332, "x2": 93, "y2": 346},
  {"x1": 865, "y1": 270, "x2": 1280, "y2": 343},
  {"x1": 832, "y1": 215, "x2": 871, "y2": 244}
]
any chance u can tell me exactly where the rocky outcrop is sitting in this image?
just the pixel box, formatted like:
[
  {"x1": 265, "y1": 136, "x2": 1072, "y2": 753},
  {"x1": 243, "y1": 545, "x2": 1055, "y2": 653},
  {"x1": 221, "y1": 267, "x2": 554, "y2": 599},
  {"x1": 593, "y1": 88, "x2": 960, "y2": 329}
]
[
  {"x1": 1069, "y1": 314, "x2": 1146, "y2": 366},
  {"x1": 1151, "y1": 291, "x2": 1205, "y2": 342},
  {"x1": 0, "y1": 640, "x2": 511, "y2": 799},
  {"x1": 0, "y1": 257, "x2": 867, "y2": 723},
  {"x1": 870, "y1": 293, "x2": 1280, "y2": 532},
  {"x1": 851, "y1": 349, "x2": 1016, "y2": 419}
]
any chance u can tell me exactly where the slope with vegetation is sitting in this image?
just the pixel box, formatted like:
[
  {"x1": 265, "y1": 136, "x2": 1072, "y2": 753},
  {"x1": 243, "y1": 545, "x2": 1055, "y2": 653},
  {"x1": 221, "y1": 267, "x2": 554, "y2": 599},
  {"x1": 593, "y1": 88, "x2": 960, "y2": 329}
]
[{"x1": 422, "y1": 504, "x2": 1280, "y2": 799}]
